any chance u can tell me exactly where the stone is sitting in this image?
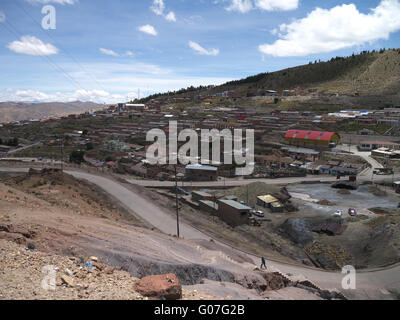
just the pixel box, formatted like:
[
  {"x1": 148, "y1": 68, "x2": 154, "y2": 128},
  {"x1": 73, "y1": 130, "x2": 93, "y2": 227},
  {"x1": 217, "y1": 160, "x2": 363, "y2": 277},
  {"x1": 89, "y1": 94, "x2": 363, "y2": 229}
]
[
  {"x1": 65, "y1": 268, "x2": 74, "y2": 277},
  {"x1": 134, "y1": 274, "x2": 182, "y2": 300},
  {"x1": 89, "y1": 256, "x2": 98, "y2": 262},
  {"x1": 92, "y1": 262, "x2": 105, "y2": 271},
  {"x1": 61, "y1": 275, "x2": 74, "y2": 287}
]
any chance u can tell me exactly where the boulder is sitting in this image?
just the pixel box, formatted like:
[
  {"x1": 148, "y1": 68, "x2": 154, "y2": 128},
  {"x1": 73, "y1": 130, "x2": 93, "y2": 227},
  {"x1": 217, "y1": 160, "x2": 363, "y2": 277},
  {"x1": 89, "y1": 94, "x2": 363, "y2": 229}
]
[{"x1": 134, "y1": 274, "x2": 182, "y2": 300}]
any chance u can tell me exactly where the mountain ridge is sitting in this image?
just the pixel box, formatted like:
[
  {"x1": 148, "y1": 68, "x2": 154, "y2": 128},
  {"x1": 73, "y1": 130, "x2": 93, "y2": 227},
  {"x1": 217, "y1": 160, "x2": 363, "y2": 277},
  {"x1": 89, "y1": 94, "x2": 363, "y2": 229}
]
[
  {"x1": 0, "y1": 101, "x2": 105, "y2": 123},
  {"x1": 139, "y1": 48, "x2": 400, "y2": 103}
]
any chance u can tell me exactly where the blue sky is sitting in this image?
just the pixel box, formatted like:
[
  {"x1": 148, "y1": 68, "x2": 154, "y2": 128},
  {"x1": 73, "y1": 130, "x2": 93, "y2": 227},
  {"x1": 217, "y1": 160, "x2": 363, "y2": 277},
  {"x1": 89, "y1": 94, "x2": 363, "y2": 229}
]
[{"x1": 0, "y1": 0, "x2": 400, "y2": 103}]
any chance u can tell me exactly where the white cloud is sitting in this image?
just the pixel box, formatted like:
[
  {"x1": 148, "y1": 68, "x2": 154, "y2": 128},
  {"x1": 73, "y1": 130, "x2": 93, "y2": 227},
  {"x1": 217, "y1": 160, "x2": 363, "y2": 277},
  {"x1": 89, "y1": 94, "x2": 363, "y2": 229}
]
[
  {"x1": 225, "y1": 0, "x2": 297, "y2": 13},
  {"x1": 150, "y1": 0, "x2": 176, "y2": 22},
  {"x1": 7, "y1": 36, "x2": 59, "y2": 56},
  {"x1": 125, "y1": 51, "x2": 134, "y2": 56},
  {"x1": 255, "y1": 0, "x2": 298, "y2": 11},
  {"x1": 188, "y1": 41, "x2": 219, "y2": 56},
  {"x1": 26, "y1": 0, "x2": 77, "y2": 5},
  {"x1": 226, "y1": 0, "x2": 253, "y2": 13},
  {"x1": 138, "y1": 24, "x2": 158, "y2": 36},
  {"x1": 2, "y1": 89, "x2": 137, "y2": 104},
  {"x1": 0, "y1": 11, "x2": 6, "y2": 23},
  {"x1": 151, "y1": 0, "x2": 165, "y2": 15},
  {"x1": 259, "y1": 0, "x2": 400, "y2": 57},
  {"x1": 165, "y1": 11, "x2": 176, "y2": 22},
  {"x1": 99, "y1": 48, "x2": 119, "y2": 57}
]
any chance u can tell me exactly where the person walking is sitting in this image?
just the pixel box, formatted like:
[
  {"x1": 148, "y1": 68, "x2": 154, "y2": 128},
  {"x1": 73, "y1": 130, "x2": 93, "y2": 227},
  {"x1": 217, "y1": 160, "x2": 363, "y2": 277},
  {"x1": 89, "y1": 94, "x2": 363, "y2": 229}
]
[{"x1": 260, "y1": 257, "x2": 267, "y2": 270}]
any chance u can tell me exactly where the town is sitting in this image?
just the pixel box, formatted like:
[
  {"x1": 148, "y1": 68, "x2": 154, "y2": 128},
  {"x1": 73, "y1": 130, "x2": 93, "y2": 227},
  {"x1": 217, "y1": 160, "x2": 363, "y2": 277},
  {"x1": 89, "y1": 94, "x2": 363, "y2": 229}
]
[{"x1": 1, "y1": 0, "x2": 400, "y2": 302}]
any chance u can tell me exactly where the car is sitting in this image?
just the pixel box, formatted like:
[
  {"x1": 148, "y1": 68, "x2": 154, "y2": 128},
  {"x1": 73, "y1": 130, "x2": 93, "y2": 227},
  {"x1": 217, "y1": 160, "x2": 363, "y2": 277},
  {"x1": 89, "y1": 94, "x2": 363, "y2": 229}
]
[
  {"x1": 333, "y1": 210, "x2": 343, "y2": 217},
  {"x1": 348, "y1": 208, "x2": 357, "y2": 216},
  {"x1": 253, "y1": 210, "x2": 265, "y2": 218}
]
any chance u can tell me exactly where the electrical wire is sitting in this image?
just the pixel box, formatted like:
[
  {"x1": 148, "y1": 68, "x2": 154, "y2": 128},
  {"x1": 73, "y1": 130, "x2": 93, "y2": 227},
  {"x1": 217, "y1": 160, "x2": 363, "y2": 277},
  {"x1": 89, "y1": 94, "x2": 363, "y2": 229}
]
[{"x1": 13, "y1": 1, "x2": 109, "y2": 93}]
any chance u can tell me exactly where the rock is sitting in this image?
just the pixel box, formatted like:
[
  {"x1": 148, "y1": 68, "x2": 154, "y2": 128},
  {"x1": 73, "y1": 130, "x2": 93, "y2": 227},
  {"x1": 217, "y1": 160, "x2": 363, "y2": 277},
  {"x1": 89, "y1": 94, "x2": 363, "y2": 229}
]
[
  {"x1": 61, "y1": 275, "x2": 74, "y2": 287},
  {"x1": 89, "y1": 256, "x2": 98, "y2": 262},
  {"x1": 65, "y1": 268, "x2": 74, "y2": 277},
  {"x1": 281, "y1": 218, "x2": 313, "y2": 245},
  {"x1": 104, "y1": 267, "x2": 114, "y2": 275},
  {"x1": 134, "y1": 274, "x2": 182, "y2": 300},
  {"x1": 92, "y1": 262, "x2": 106, "y2": 271},
  {"x1": 261, "y1": 272, "x2": 291, "y2": 291}
]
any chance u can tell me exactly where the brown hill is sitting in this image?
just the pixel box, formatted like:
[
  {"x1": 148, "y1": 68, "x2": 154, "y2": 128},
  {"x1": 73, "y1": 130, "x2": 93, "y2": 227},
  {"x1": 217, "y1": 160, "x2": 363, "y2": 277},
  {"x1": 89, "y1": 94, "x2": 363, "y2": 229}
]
[{"x1": 0, "y1": 101, "x2": 104, "y2": 123}]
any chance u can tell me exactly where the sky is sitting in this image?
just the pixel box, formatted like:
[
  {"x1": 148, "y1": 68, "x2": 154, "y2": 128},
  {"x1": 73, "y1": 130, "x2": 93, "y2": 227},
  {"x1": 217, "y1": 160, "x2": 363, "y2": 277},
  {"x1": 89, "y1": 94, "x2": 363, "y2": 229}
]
[{"x1": 0, "y1": 0, "x2": 400, "y2": 103}]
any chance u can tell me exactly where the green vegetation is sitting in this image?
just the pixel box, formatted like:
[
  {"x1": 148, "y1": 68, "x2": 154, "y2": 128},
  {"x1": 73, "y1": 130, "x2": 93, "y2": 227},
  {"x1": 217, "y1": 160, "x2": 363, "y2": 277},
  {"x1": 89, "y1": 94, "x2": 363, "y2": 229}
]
[
  {"x1": 69, "y1": 150, "x2": 85, "y2": 164},
  {"x1": 0, "y1": 137, "x2": 19, "y2": 146}
]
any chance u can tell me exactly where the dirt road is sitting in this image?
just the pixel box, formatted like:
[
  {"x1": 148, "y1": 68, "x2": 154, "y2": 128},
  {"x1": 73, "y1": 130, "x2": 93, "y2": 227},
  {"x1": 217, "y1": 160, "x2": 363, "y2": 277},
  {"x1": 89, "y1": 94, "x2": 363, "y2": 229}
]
[{"x1": 1, "y1": 167, "x2": 400, "y2": 299}]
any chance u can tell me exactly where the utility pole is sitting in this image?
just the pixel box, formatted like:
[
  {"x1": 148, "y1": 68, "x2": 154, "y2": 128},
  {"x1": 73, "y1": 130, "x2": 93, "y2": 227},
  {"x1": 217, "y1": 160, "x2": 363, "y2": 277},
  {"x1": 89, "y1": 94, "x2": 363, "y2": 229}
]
[
  {"x1": 247, "y1": 184, "x2": 249, "y2": 205},
  {"x1": 60, "y1": 137, "x2": 64, "y2": 174},
  {"x1": 175, "y1": 165, "x2": 180, "y2": 238}
]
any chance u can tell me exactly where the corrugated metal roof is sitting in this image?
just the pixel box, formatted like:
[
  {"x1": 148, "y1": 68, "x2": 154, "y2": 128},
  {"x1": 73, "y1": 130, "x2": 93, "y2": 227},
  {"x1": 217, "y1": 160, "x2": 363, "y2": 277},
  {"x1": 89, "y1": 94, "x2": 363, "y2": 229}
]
[
  {"x1": 219, "y1": 200, "x2": 251, "y2": 210},
  {"x1": 186, "y1": 164, "x2": 218, "y2": 171},
  {"x1": 257, "y1": 195, "x2": 279, "y2": 204},
  {"x1": 285, "y1": 130, "x2": 338, "y2": 142}
]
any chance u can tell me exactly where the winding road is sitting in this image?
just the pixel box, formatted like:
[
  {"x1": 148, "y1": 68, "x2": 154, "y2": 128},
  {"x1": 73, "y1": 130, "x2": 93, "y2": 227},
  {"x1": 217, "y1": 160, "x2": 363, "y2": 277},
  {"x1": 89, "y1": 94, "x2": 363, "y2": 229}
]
[{"x1": 1, "y1": 166, "x2": 400, "y2": 299}]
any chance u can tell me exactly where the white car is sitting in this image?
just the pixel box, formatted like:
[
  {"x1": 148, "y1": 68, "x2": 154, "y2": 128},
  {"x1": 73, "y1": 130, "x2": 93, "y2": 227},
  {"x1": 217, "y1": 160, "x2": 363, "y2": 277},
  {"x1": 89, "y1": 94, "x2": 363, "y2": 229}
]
[
  {"x1": 333, "y1": 210, "x2": 343, "y2": 217},
  {"x1": 253, "y1": 210, "x2": 265, "y2": 218}
]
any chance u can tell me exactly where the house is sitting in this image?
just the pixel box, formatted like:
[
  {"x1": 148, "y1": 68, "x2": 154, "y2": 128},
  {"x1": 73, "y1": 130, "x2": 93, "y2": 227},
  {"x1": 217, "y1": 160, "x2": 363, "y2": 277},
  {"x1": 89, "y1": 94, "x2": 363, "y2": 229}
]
[
  {"x1": 282, "y1": 146, "x2": 320, "y2": 162},
  {"x1": 358, "y1": 141, "x2": 400, "y2": 151},
  {"x1": 198, "y1": 200, "x2": 218, "y2": 214},
  {"x1": 191, "y1": 191, "x2": 214, "y2": 202},
  {"x1": 217, "y1": 200, "x2": 251, "y2": 227},
  {"x1": 257, "y1": 195, "x2": 284, "y2": 213},
  {"x1": 185, "y1": 164, "x2": 218, "y2": 181}
]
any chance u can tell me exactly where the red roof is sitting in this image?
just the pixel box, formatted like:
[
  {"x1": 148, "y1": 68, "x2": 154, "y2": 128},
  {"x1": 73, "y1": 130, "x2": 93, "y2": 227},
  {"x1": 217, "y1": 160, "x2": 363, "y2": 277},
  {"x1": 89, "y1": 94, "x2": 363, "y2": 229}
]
[{"x1": 285, "y1": 130, "x2": 337, "y2": 142}]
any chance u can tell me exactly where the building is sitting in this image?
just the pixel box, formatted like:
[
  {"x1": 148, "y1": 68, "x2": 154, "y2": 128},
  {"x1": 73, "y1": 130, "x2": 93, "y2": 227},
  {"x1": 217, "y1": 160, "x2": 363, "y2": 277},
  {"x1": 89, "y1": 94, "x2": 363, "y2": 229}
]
[
  {"x1": 185, "y1": 164, "x2": 218, "y2": 181},
  {"x1": 217, "y1": 200, "x2": 251, "y2": 227},
  {"x1": 198, "y1": 200, "x2": 218, "y2": 214},
  {"x1": 257, "y1": 195, "x2": 284, "y2": 213},
  {"x1": 371, "y1": 148, "x2": 400, "y2": 159},
  {"x1": 191, "y1": 191, "x2": 214, "y2": 202},
  {"x1": 358, "y1": 141, "x2": 400, "y2": 151},
  {"x1": 284, "y1": 130, "x2": 341, "y2": 150},
  {"x1": 281, "y1": 146, "x2": 320, "y2": 162}
]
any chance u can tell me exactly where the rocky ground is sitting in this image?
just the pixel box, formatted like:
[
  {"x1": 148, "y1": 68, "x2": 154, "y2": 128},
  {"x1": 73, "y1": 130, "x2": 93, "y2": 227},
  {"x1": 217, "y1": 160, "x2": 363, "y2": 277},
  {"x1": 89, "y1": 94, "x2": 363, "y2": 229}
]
[{"x1": 0, "y1": 239, "x2": 219, "y2": 300}]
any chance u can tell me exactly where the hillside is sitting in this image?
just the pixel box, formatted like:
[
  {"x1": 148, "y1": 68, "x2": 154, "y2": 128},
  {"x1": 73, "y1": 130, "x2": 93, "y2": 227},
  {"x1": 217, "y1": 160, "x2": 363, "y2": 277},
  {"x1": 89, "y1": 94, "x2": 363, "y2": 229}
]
[
  {"x1": 141, "y1": 49, "x2": 400, "y2": 102},
  {"x1": 0, "y1": 101, "x2": 104, "y2": 123},
  {"x1": 0, "y1": 169, "x2": 335, "y2": 300}
]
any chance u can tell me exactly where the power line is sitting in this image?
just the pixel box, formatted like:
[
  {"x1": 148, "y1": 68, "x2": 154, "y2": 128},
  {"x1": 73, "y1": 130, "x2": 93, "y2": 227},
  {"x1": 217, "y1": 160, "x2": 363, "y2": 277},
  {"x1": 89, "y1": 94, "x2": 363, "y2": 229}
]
[
  {"x1": 1, "y1": 21, "x2": 112, "y2": 114},
  {"x1": 13, "y1": 1, "x2": 109, "y2": 93},
  {"x1": 2, "y1": 19, "x2": 88, "y2": 92}
]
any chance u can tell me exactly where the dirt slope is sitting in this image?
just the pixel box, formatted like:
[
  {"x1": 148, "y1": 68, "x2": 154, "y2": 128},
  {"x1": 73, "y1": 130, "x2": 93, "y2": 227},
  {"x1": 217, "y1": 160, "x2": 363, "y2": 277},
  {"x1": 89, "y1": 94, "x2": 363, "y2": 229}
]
[{"x1": 0, "y1": 171, "x2": 329, "y2": 300}]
